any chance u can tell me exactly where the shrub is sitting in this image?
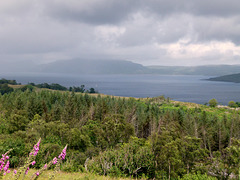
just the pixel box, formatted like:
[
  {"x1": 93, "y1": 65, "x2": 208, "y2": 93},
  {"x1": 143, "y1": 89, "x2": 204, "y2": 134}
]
[
  {"x1": 228, "y1": 101, "x2": 237, "y2": 108},
  {"x1": 208, "y1": 99, "x2": 218, "y2": 107}
]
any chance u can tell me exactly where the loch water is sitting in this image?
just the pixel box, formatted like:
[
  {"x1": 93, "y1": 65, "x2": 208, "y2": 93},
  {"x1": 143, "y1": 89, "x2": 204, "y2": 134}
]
[{"x1": 1, "y1": 73, "x2": 240, "y2": 105}]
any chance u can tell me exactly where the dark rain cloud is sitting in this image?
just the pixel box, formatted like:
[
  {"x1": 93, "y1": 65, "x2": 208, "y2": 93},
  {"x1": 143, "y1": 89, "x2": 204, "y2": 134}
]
[
  {"x1": 43, "y1": 0, "x2": 140, "y2": 24},
  {"x1": 43, "y1": 0, "x2": 240, "y2": 23}
]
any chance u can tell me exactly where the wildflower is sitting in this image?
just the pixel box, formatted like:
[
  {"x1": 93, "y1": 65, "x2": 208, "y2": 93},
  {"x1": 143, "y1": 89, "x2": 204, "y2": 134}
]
[
  {"x1": 36, "y1": 171, "x2": 40, "y2": 176},
  {"x1": 3, "y1": 172, "x2": 6, "y2": 176},
  {"x1": 33, "y1": 139, "x2": 41, "y2": 156},
  {"x1": 7, "y1": 170, "x2": 10, "y2": 173},
  {"x1": 25, "y1": 167, "x2": 30, "y2": 174},
  {"x1": 1, "y1": 155, "x2": 5, "y2": 161},
  {"x1": 31, "y1": 161, "x2": 36, "y2": 166},
  {"x1": 52, "y1": 157, "x2": 57, "y2": 165},
  {"x1": 6, "y1": 156, "x2": 9, "y2": 160},
  {"x1": 3, "y1": 161, "x2": 10, "y2": 172},
  {"x1": 14, "y1": 169, "x2": 17, "y2": 174},
  {"x1": 44, "y1": 163, "x2": 48, "y2": 169},
  {"x1": 0, "y1": 163, "x2": 4, "y2": 171},
  {"x1": 58, "y1": 145, "x2": 67, "y2": 160}
]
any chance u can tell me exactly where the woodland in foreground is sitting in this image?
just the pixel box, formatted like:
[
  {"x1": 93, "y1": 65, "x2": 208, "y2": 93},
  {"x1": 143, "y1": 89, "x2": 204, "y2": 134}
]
[{"x1": 0, "y1": 84, "x2": 240, "y2": 179}]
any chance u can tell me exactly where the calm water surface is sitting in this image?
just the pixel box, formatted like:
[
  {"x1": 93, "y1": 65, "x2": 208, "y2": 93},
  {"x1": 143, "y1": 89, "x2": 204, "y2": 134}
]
[{"x1": 1, "y1": 73, "x2": 240, "y2": 105}]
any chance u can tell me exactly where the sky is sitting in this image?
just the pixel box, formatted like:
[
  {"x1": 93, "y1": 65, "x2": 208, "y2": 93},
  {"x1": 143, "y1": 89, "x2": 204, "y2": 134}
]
[{"x1": 0, "y1": 0, "x2": 240, "y2": 66}]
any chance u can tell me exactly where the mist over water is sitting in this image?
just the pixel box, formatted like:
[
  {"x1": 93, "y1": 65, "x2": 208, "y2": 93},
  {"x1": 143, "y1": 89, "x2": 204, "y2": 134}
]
[{"x1": 1, "y1": 72, "x2": 240, "y2": 105}]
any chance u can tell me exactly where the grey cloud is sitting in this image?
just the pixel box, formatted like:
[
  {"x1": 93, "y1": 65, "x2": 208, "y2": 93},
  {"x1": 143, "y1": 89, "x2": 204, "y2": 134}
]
[
  {"x1": 43, "y1": 0, "x2": 139, "y2": 25},
  {"x1": 22, "y1": 0, "x2": 239, "y2": 26},
  {"x1": 0, "y1": 0, "x2": 240, "y2": 66},
  {"x1": 141, "y1": 0, "x2": 240, "y2": 17},
  {"x1": 117, "y1": 13, "x2": 194, "y2": 47},
  {"x1": 192, "y1": 16, "x2": 240, "y2": 43}
]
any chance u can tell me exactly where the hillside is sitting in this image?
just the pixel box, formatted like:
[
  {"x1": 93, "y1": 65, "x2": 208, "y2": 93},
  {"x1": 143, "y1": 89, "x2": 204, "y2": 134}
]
[
  {"x1": 208, "y1": 73, "x2": 240, "y2": 83},
  {"x1": 1, "y1": 84, "x2": 240, "y2": 179}
]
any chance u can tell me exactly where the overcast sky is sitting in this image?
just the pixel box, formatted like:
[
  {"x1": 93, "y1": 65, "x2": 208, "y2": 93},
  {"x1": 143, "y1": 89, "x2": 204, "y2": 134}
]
[{"x1": 1, "y1": 0, "x2": 240, "y2": 66}]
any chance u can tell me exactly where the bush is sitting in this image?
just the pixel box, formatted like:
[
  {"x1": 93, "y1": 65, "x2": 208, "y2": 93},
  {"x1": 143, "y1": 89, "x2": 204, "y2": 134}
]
[
  {"x1": 179, "y1": 172, "x2": 217, "y2": 180},
  {"x1": 228, "y1": 101, "x2": 237, "y2": 108},
  {"x1": 0, "y1": 84, "x2": 13, "y2": 95},
  {"x1": 208, "y1": 99, "x2": 218, "y2": 107}
]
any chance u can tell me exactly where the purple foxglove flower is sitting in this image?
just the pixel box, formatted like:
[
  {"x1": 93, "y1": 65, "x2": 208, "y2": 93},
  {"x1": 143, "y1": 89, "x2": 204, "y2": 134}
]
[
  {"x1": 31, "y1": 161, "x2": 36, "y2": 165},
  {"x1": 58, "y1": 145, "x2": 67, "y2": 160},
  {"x1": 36, "y1": 171, "x2": 40, "y2": 176},
  {"x1": 14, "y1": 169, "x2": 17, "y2": 174},
  {"x1": 0, "y1": 164, "x2": 4, "y2": 171},
  {"x1": 3, "y1": 161, "x2": 10, "y2": 171},
  {"x1": 52, "y1": 157, "x2": 57, "y2": 165},
  {"x1": 33, "y1": 139, "x2": 41, "y2": 156}
]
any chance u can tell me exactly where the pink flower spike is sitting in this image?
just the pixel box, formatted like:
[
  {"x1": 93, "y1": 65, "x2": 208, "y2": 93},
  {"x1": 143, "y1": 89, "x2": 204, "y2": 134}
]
[
  {"x1": 6, "y1": 156, "x2": 9, "y2": 159},
  {"x1": 31, "y1": 161, "x2": 36, "y2": 165},
  {"x1": 36, "y1": 171, "x2": 40, "y2": 176},
  {"x1": 52, "y1": 157, "x2": 57, "y2": 165},
  {"x1": 58, "y1": 145, "x2": 68, "y2": 160},
  {"x1": 33, "y1": 138, "x2": 41, "y2": 156},
  {"x1": 3, "y1": 161, "x2": 10, "y2": 172}
]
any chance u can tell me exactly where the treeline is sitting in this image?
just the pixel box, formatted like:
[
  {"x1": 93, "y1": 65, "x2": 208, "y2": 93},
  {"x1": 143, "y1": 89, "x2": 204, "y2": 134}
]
[
  {"x1": 0, "y1": 78, "x2": 18, "y2": 85},
  {"x1": 29, "y1": 82, "x2": 97, "y2": 93},
  {"x1": 0, "y1": 78, "x2": 19, "y2": 95},
  {"x1": 0, "y1": 90, "x2": 240, "y2": 179},
  {"x1": 0, "y1": 78, "x2": 98, "y2": 94}
]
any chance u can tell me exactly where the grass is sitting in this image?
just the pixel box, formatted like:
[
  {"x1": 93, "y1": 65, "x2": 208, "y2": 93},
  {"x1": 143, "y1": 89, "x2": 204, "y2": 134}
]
[
  {"x1": 8, "y1": 84, "x2": 25, "y2": 89},
  {"x1": 3, "y1": 169, "x2": 135, "y2": 180}
]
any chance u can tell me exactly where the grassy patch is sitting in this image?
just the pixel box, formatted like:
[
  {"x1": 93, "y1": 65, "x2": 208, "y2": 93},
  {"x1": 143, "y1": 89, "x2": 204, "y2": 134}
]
[{"x1": 3, "y1": 169, "x2": 135, "y2": 180}]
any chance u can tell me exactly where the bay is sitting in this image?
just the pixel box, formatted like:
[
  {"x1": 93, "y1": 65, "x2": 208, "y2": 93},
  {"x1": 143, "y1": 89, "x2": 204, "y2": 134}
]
[{"x1": 1, "y1": 72, "x2": 240, "y2": 105}]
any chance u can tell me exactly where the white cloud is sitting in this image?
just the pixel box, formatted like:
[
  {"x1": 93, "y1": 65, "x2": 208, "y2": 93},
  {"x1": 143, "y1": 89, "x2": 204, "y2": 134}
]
[
  {"x1": 95, "y1": 25, "x2": 126, "y2": 43},
  {"x1": 155, "y1": 40, "x2": 240, "y2": 65}
]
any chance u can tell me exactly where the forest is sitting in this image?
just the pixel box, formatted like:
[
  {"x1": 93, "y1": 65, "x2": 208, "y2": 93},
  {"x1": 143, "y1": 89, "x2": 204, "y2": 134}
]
[{"x1": 0, "y1": 83, "x2": 240, "y2": 179}]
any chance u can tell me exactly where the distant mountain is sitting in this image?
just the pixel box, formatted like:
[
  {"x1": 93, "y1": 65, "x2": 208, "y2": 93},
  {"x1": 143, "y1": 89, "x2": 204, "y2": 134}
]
[
  {"x1": 207, "y1": 73, "x2": 240, "y2": 83},
  {"x1": 147, "y1": 65, "x2": 240, "y2": 76},
  {"x1": 2, "y1": 58, "x2": 239, "y2": 76},
  {"x1": 39, "y1": 59, "x2": 147, "y2": 74},
  {"x1": 38, "y1": 60, "x2": 240, "y2": 75}
]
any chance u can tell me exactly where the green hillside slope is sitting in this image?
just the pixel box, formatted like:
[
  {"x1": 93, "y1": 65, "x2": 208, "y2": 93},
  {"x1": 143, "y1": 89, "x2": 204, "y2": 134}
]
[{"x1": 208, "y1": 73, "x2": 240, "y2": 83}]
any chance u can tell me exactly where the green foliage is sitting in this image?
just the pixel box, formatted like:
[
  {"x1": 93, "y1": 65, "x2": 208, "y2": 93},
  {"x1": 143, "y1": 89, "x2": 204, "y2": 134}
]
[
  {"x1": 228, "y1": 100, "x2": 237, "y2": 108},
  {"x1": 0, "y1": 89, "x2": 240, "y2": 179},
  {"x1": 0, "y1": 78, "x2": 17, "y2": 85},
  {"x1": 87, "y1": 137, "x2": 154, "y2": 178},
  {"x1": 18, "y1": 85, "x2": 34, "y2": 92},
  {"x1": 179, "y1": 172, "x2": 217, "y2": 180},
  {"x1": 35, "y1": 83, "x2": 68, "y2": 91},
  {"x1": 208, "y1": 98, "x2": 218, "y2": 107},
  {"x1": 69, "y1": 85, "x2": 85, "y2": 93},
  {"x1": 0, "y1": 84, "x2": 13, "y2": 95}
]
